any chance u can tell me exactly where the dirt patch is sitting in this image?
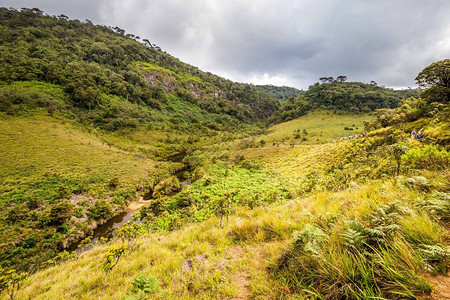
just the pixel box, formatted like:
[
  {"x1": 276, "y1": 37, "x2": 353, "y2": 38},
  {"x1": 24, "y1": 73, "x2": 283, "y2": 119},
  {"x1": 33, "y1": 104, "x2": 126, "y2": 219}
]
[
  {"x1": 420, "y1": 274, "x2": 450, "y2": 300},
  {"x1": 231, "y1": 270, "x2": 250, "y2": 300},
  {"x1": 127, "y1": 197, "x2": 151, "y2": 211},
  {"x1": 68, "y1": 194, "x2": 91, "y2": 205}
]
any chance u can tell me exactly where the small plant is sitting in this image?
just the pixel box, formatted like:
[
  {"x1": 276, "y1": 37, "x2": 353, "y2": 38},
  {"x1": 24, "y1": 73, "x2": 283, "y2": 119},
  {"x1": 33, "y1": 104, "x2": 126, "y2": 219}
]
[
  {"x1": 0, "y1": 267, "x2": 27, "y2": 300},
  {"x1": 115, "y1": 221, "x2": 141, "y2": 249},
  {"x1": 137, "y1": 207, "x2": 155, "y2": 234},
  {"x1": 77, "y1": 236, "x2": 93, "y2": 249},
  {"x1": 102, "y1": 244, "x2": 128, "y2": 273},
  {"x1": 42, "y1": 250, "x2": 78, "y2": 268},
  {"x1": 419, "y1": 244, "x2": 450, "y2": 274},
  {"x1": 415, "y1": 192, "x2": 450, "y2": 221},
  {"x1": 109, "y1": 177, "x2": 119, "y2": 189},
  {"x1": 213, "y1": 195, "x2": 233, "y2": 228},
  {"x1": 124, "y1": 273, "x2": 159, "y2": 299},
  {"x1": 292, "y1": 224, "x2": 327, "y2": 254},
  {"x1": 391, "y1": 144, "x2": 410, "y2": 176}
]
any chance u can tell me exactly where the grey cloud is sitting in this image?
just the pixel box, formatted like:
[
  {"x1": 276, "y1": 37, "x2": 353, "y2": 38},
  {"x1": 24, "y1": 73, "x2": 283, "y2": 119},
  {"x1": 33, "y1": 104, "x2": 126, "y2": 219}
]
[{"x1": 2, "y1": 0, "x2": 450, "y2": 89}]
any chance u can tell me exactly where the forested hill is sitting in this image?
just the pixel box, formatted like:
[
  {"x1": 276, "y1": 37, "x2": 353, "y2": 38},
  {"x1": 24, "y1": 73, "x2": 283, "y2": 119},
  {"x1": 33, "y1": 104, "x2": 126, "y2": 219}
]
[
  {"x1": 268, "y1": 81, "x2": 419, "y2": 123},
  {"x1": 253, "y1": 84, "x2": 302, "y2": 101},
  {"x1": 0, "y1": 8, "x2": 279, "y2": 128}
]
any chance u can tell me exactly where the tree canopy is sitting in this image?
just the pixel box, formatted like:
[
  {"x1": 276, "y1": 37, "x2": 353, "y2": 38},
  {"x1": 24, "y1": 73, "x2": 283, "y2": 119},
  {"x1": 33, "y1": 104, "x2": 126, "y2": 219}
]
[{"x1": 415, "y1": 59, "x2": 450, "y2": 103}]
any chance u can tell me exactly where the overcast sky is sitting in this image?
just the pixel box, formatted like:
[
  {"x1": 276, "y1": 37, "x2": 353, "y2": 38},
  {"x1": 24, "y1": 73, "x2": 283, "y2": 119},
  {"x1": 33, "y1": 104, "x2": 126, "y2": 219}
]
[{"x1": 2, "y1": 0, "x2": 450, "y2": 89}]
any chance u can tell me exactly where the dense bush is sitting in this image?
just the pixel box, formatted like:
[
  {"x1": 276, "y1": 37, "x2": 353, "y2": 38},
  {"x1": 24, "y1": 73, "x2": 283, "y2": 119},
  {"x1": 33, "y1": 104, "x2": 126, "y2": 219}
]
[
  {"x1": 402, "y1": 144, "x2": 449, "y2": 170},
  {"x1": 49, "y1": 201, "x2": 74, "y2": 225},
  {"x1": 89, "y1": 200, "x2": 113, "y2": 220}
]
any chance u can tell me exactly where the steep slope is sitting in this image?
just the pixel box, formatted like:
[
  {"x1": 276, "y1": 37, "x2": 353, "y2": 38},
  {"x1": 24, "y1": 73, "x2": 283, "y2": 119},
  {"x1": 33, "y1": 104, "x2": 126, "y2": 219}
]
[{"x1": 0, "y1": 8, "x2": 279, "y2": 133}]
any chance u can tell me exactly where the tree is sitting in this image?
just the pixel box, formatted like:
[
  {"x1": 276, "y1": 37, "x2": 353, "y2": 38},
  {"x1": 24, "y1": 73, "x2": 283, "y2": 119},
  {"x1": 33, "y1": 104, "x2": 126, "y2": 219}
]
[
  {"x1": 143, "y1": 39, "x2": 153, "y2": 48},
  {"x1": 391, "y1": 144, "x2": 410, "y2": 176},
  {"x1": 102, "y1": 244, "x2": 127, "y2": 272},
  {"x1": 213, "y1": 193, "x2": 235, "y2": 228},
  {"x1": 115, "y1": 221, "x2": 141, "y2": 249},
  {"x1": 415, "y1": 59, "x2": 450, "y2": 103},
  {"x1": 336, "y1": 75, "x2": 347, "y2": 82},
  {"x1": 137, "y1": 207, "x2": 154, "y2": 234},
  {"x1": 89, "y1": 200, "x2": 112, "y2": 220},
  {"x1": 319, "y1": 77, "x2": 334, "y2": 84}
]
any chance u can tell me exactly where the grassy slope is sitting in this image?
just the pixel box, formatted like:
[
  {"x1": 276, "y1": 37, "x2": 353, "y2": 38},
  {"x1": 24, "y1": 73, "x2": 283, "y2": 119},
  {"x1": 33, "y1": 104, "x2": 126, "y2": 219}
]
[
  {"x1": 0, "y1": 112, "x2": 183, "y2": 268},
  {"x1": 0, "y1": 115, "x2": 157, "y2": 187},
  {"x1": 10, "y1": 112, "x2": 449, "y2": 299},
  {"x1": 14, "y1": 174, "x2": 448, "y2": 299},
  {"x1": 262, "y1": 110, "x2": 370, "y2": 144}
]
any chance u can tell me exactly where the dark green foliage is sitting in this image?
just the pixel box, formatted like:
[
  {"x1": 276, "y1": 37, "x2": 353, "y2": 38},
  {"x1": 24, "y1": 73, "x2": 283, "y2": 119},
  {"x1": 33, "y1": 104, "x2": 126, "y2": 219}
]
[
  {"x1": 109, "y1": 177, "x2": 119, "y2": 189},
  {"x1": 416, "y1": 59, "x2": 450, "y2": 103},
  {"x1": 49, "y1": 201, "x2": 74, "y2": 225},
  {"x1": 89, "y1": 200, "x2": 113, "y2": 220},
  {"x1": 0, "y1": 7, "x2": 278, "y2": 128},
  {"x1": 268, "y1": 81, "x2": 418, "y2": 123},
  {"x1": 254, "y1": 84, "x2": 302, "y2": 101}
]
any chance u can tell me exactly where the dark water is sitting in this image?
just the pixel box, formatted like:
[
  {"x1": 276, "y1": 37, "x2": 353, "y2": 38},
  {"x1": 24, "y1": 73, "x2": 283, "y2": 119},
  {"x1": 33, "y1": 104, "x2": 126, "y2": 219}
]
[{"x1": 69, "y1": 151, "x2": 190, "y2": 252}]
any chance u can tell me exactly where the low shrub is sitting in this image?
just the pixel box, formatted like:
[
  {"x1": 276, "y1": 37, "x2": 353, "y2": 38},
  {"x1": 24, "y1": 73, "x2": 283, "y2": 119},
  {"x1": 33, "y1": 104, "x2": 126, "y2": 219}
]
[
  {"x1": 402, "y1": 144, "x2": 449, "y2": 170},
  {"x1": 89, "y1": 199, "x2": 113, "y2": 220}
]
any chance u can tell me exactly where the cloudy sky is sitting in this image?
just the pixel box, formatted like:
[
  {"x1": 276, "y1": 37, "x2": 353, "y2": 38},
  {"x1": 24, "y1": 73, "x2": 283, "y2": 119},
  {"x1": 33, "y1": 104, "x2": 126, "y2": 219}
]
[{"x1": 3, "y1": 0, "x2": 450, "y2": 89}]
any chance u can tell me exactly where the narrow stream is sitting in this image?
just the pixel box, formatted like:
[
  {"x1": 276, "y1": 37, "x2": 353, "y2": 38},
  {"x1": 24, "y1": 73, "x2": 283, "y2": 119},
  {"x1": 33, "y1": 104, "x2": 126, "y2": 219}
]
[{"x1": 69, "y1": 151, "x2": 191, "y2": 252}]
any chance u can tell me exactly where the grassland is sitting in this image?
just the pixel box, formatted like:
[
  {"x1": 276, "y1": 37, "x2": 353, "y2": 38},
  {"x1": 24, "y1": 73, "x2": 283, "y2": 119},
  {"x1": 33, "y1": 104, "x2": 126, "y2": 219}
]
[
  {"x1": 0, "y1": 112, "x2": 183, "y2": 270},
  {"x1": 262, "y1": 110, "x2": 371, "y2": 145},
  {"x1": 5, "y1": 111, "x2": 448, "y2": 299},
  {"x1": 13, "y1": 178, "x2": 449, "y2": 299}
]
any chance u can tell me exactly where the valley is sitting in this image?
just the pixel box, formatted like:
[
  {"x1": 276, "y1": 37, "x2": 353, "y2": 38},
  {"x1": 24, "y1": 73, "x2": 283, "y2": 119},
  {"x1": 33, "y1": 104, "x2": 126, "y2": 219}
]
[{"x1": 0, "y1": 7, "x2": 449, "y2": 300}]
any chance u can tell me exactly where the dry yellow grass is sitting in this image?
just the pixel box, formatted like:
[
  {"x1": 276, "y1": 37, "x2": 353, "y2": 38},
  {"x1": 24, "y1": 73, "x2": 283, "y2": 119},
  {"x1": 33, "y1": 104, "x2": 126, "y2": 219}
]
[{"x1": 13, "y1": 179, "x2": 444, "y2": 300}]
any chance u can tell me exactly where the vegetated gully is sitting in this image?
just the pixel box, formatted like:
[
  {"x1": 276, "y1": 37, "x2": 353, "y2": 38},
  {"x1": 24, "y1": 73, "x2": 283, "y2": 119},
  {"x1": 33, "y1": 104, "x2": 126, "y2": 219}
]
[{"x1": 70, "y1": 151, "x2": 192, "y2": 252}]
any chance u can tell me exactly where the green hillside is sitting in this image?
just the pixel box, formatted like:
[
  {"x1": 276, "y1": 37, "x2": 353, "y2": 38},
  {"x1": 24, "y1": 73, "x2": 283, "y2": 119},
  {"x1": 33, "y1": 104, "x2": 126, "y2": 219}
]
[
  {"x1": 269, "y1": 81, "x2": 419, "y2": 124},
  {"x1": 0, "y1": 8, "x2": 279, "y2": 132},
  {"x1": 0, "y1": 7, "x2": 280, "y2": 272},
  {"x1": 254, "y1": 84, "x2": 303, "y2": 101}
]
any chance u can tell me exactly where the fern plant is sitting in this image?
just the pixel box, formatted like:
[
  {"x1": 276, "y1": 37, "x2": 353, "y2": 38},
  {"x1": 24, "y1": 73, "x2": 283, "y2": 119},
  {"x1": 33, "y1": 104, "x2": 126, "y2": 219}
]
[
  {"x1": 124, "y1": 273, "x2": 159, "y2": 300},
  {"x1": 419, "y1": 244, "x2": 450, "y2": 274}
]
